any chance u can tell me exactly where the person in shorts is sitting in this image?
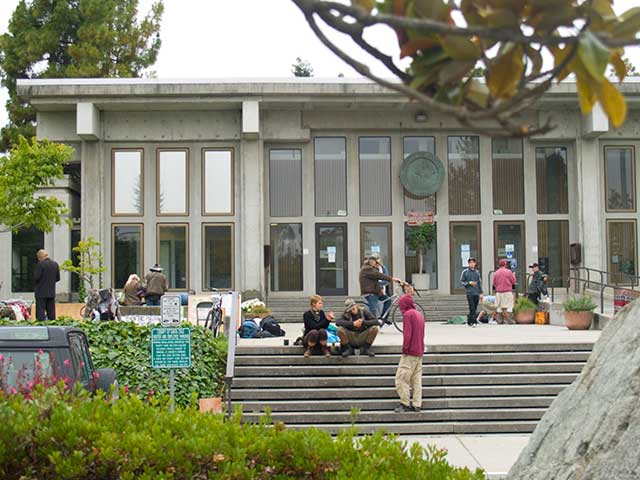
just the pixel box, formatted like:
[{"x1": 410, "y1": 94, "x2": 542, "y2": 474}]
[{"x1": 492, "y1": 259, "x2": 517, "y2": 324}]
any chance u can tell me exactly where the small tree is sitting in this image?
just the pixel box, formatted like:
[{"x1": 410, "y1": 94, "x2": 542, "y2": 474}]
[
  {"x1": 0, "y1": 136, "x2": 72, "y2": 233},
  {"x1": 407, "y1": 223, "x2": 436, "y2": 275},
  {"x1": 61, "y1": 237, "x2": 106, "y2": 299},
  {"x1": 292, "y1": 57, "x2": 314, "y2": 77}
]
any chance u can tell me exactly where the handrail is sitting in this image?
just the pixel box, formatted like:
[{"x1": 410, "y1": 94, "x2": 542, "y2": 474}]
[
  {"x1": 224, "y1": 291, "x2": 241, "y2": 417},
  {"x1": 568, "y1": 267, "x2": 640, "y2": 314}
]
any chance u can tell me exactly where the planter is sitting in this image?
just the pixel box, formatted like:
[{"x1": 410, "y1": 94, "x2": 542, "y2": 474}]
[
  {"x1": 514, "y1": 309, "x2": 535, "y2": 324},
  {"x1": 199, "y1": 397, "x2": 223, "y2": 414},
  {"x1": 30, "y1": 303, "x2": 85, "y2": 320},
  {"x1": 412, "y1": 273, "x2": 430, "y2": 290},
  {"x1": 564, "y1": 311, "x2": 593, "y2": 330}
]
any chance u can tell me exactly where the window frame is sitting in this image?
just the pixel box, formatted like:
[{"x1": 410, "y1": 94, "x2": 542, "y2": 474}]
[
  {"x1": 156, "y1": 223, "x2": 190, "y2": 291},
  {"x1": 604, "y1": 145, "x2": 636, "y2": 213},
  {"x1": 358, "y1": 136, "x2": 392, "y2": 216},
  {"x1": 269, "y1": 223, "x2": 304, "y2": 292},
  {"x1": 111, "y1": 223, "x2": 144, "y2": 289},
  {"x1": 313, "y1": 136, "x2": 348, "y2": 217},
  {"x1": 359, "y1": 222, "x2": 393, "y2": 272},
  {"x1": 447, "y1": 136, "x2": 481, "y2": 215},
  {"x1": 491, "y1": 138, "x2": 524, "y2": 215},
  {"x1": 606, "y1": 219, "x2": 638, "y2": 284},
  {"x1": 535, "y1": 146, "x2": 569, "y2": 215},
  {"x1": 201, "y1": 147, "x2": 235, "y2": 216},
  {"x1": 111, "y1": 148, "x2": 144, "y2": 217},
  {"x1": 268, "y1": 148, "x2": 303, "y2": 217},
  {"x1": 449, "y1": 221, "x2": 482, "y2": 293},
  {"x1": 201, "y1": 223, "x2": 235, "y2": 290},
  {"x1": 156, "y1": 147, "x2": 190, "y2": 216}
]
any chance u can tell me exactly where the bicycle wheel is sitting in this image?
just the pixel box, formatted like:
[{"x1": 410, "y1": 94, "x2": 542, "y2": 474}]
[
  {"x1": 204, "y1": 309, "x2": 214, "y2": 330},
  {"x1": 391, "y1": 300, "x2": 426, "y2": 333},
  {"x1": 211, "y1": 311, "x2": 222, "y2": 337}
]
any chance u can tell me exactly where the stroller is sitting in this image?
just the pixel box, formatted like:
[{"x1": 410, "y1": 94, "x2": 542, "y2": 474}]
[{"x1": 84, "y1": 288, "x2": 121, "y2": 321}]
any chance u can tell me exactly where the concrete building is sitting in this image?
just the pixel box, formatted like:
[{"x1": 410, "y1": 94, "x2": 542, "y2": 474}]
[{"x1": 1, "y1": 78, "x2": 639, "y2": 300}]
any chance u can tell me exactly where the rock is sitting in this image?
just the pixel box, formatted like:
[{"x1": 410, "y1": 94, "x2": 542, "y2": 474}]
[{"x1": 508, "y1": 302, "x2": 640, "y2": 480}]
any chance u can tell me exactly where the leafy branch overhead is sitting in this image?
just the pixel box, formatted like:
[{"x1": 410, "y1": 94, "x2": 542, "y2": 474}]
[{"x1": 292, "y1": 0, "x2": 640, "y2": 136}]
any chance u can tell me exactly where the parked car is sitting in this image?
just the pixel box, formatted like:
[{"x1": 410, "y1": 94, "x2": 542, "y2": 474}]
[{"x1": 0, "y1": 325, "x2": 117, "y2": 397}]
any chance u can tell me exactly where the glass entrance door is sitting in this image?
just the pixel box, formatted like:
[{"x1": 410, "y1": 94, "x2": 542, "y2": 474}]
[
  {"x1": 316, "y1": 224, "x2": 348, "y2": 295},
  {"x1": 450, "y1": 222, "x2": 481, "y2": 293},
  {"x1": 494, "y1": 222, "x2": 525, "y2": 291}
]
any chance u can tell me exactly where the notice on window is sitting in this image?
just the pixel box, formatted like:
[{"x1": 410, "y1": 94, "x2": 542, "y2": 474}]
[
  {"x1": 371, "y1": 245, "x2": 380, "y2": 255},
  {"x1": 327, "y1": 246, "x2": 336, "y2": 263},
  {"x1": 505, "y1": 244, "x2": 514, "y2": 259},
  {"x1": 461, "y1": 244, "x2": 470, "y2": 267}
]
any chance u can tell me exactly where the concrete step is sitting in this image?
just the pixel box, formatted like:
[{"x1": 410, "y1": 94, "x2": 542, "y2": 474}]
[
  {"x1": 230, "y1": 384, "x2": 568, "y2": 400},
  {"x1": 282, "y1": 421, "x2": 539, "y2": 435}
]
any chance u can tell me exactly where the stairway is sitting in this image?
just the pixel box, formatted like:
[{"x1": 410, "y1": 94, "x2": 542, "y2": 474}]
[
  {"x1": 267, "y1": 295, "x2": 470, "y2": 323},
  {"x1": 231, "y1": 342, "x2": 593, "y2": 434}
]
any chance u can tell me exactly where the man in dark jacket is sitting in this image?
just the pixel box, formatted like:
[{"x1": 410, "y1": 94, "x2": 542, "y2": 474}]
[
  {"x1": 144, "y1": 264, "x2": 168, "y2": 306},
  {"x1": 359, "y1": 257, "x2": 401, "y2": 322},
  {"x1": 460, "y1": 257, "x2": 483, "y2": 327},
  {"x1": 527, "y1": 263, "x2": 548, "y2": 305},
  {"x1": 395, "y1": 294, "x2": 425, "y2": 412},
  {"x1": 337, "y1": 299, "x2": 379, "y2": 357},
  {"x1": 33, "y1": 249, "x2": 60, "y2": 321}
]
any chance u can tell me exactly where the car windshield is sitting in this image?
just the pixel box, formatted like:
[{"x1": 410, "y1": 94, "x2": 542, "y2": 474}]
[{"x1": 0, "y1": 351, "x2": 54, "y2": 391}]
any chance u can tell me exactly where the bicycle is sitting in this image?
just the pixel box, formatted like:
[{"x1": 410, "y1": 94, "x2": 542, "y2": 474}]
[
  {"x1": 199, "y1": 288, "x2": 227, "y2": 337},
  {"x1": 359, "y1": 281, "x2": 425, "y2": 333}
]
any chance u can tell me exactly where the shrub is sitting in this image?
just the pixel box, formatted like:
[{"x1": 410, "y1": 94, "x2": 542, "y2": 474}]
[
  {"x1": 0, "y1": 387, "x2": 487, "y2": 480},
  {"x1": 563, "y1": 296, "x2": 598, "y2": 312},
  {"x1": 0, "y1": 319, "x2": 227, "y2": 406},
  {"x1": 514, "y1": 296, "x2": 536, "y2": 314}
]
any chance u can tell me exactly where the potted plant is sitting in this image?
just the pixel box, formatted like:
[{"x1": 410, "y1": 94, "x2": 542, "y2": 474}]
[
  {"x1": 514, "y1": 296, "x2": 536, "y2": 324},
  {"x1": 407, "y1": 222, "x2": 436, "y2": 290},
  {"x1": 241, "y1": 299, "x2": 271, "y2": 319},
  {"x1": 563, "y1": 296, "x2": 597, "y2": 330}
]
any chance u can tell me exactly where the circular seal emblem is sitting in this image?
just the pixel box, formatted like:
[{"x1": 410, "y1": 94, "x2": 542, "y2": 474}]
[{"x1": 400, "y1": 151, "x2": 445, "y2": 197}]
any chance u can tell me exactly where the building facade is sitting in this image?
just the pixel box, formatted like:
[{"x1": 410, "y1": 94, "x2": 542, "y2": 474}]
[{"x1": 1, "y1": 78, "x2": 639, "y2": 299}]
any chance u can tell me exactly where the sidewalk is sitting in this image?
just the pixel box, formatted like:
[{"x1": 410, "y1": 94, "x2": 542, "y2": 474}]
[{"x1": 401, "y1": 434, "x2": 529, "y2": 479}]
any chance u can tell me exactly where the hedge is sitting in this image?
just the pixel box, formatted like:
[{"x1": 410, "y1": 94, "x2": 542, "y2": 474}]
[
  {"x1": 0, "y1": 319, "x2": 227, "y2": 406},
  {"x1": 0, "y1": 387, "x2": 487, "y2": 480}
]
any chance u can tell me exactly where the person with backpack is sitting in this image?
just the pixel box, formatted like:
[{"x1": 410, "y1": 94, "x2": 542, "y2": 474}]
[
  {"x1": 394, "y1": 294, "x2": 425, "y2": 412},
  {"x1": 460, "y1": 257, "x2": 483, "y2": 327},
  {"x1": 302, "y1": 295, "x2": 335, "y2": 357},
  {"x1": 144, "y1": 264, "x2": 168, "y2": 306},
  {"x1": 336, "y1": 299, "x2": 379, "y2": 357},
  {"x1": 527, "y1": 263, "x2": 548, "y2": 305}
]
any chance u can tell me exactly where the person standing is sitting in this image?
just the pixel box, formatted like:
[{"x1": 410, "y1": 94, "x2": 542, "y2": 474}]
[
  {"x1": 359, "y1": 257, "x2": 401, "y2": 321},
  {"x1": 372, "y1": 253, "x2": 392, "y2": 322},
  {"x1": 144, "y1": 264, "x2": 168, "y2": 306},
  {"x1": 492, "y1": 259, "x2": 517, "y2": 324},
  {"x1": 394, "y1": 294, "x2": 425, "y2": 413},
  {"x1": 302, "y1": 295, "x2": 335, "y2": 357},
  {"x1": 33, "y1": 249, "x2": 60, "y2": 321},
  {"x1": 460, "y1": 257, "x2": 483, "y2": 327},
  {"x1": 527, "y1": 263, "x2": 548, "y2": 305}
]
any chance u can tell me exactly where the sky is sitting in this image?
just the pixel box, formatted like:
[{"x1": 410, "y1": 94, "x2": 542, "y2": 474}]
[{"x1": 2, "y1": 0, "x2": 640, "y2": 131}]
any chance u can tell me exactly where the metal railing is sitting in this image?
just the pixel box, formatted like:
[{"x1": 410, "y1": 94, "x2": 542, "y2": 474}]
[
  {"x1": 224, "y1": 291, "x2": 241, "y2": 417},
  {"x1": 568, "y1": 267, "x2": 640, "y2": 314}
]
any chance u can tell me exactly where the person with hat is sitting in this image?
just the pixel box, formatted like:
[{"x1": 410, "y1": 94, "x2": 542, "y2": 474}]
[
  {"x1": 527, "y1": 263, "x2": 548, "y2": 306},
  {"x1": 336, "y1": 299, "x2": 379, "y2": 357},
  {"x1": 492, "y1": 259, "x2": 517, "y2": 324},
  {"x1": 144, "y1": 264, "x2": 168, "y2": 306},
  {"x1": 359, "y1": 256, "x2": 401, "y2": 322},
  {"x1": 371, "y1": 253, "x2": 393, "y2": 321},
  {"x1": 460, "y1": 257, "x2": 483, "y2": 326}
]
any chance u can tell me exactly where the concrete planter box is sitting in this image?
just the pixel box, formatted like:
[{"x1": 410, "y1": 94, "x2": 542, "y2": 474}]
[
  {"x1": 30, "y1": 303, "x2": 84, "y2": 320},
  {"x1": 564, "y1": 311, "x2": 594, "y2": 330}
]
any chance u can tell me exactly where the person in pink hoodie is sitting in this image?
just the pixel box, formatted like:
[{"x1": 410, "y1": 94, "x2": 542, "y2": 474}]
[
  {"x1": 394, "y1": 294, "x2": 425, "y2": 413},
  {"x1": 492, "y1": 259, "x2": 517, "y2": 324}
]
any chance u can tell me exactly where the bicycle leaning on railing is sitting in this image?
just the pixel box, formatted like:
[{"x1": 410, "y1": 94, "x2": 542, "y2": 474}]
[
  {"x1": 358, "y1": 281, "x2": 424, "y2": 333},
  {"x1": 199, "y1": 288, "x2": 231, "y2": 337}
]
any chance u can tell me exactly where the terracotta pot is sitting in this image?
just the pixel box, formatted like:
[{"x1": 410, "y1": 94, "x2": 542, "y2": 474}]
[
  {"x1": 199, "y1": 397, "x2": 223, "y2": 413},
  {"x1": 514, "y1": 309, "x2": 535, "y2": 324},
  {"x1": 564, "y1": 311, "x2": 593, "y2": 330}
]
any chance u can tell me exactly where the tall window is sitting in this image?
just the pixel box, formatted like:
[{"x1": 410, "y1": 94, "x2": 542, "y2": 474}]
[
  {"x1": 270, "y1": 224, "x2": 303, "y2": 291},
  {"x1": 537, "y1": 220, "x2": 569, "y2": 287},
  {"x1": 112, "y1": 149, "x2": 143, "y2": 215},
  {"x1": 492, "y1": 138, "x2": 524, "y2": 214},
  {"x1": 158, "y1": 224, "x2": 188, "y2": 289},
  {"x1": 269, "y1": 149, "x2": 302, "y2": 217},
  {"x1": 448, "y1": 136, "x2": 480, "y2": 215},
  {"x1": 359, "y1": 137, "x2": 391, "y2": 216},
  {"x1": 536, "y1": 147, "x2": 568, "y2": 214},
  {"x1": 157, "y1": 149, "x2": 188, "y2": 215},
  {"x1": 11, "y1": 227, "x2": 44, "y2": 292},
  {"x1": 405, "y1": 223, "x2": 438, "y2": 289},
  {"x1": 605, "y1": 146, "x2": 635, "y2": 212},
  {"x1": 203, "y1": 150, "x2": 233, "y2": 215},
  {"x1": 314, "y1": 137, "x2": 347, "y2": 216},
  {"x1": 360, "y1": 223, "x2": 392, "y2": 270},
  {"x1": 607, "y1": 220, "x2": 637, "y2": 284},
  {"x1": 112, "y1": 225, "x2": 143, "y2": 289},
  {"x1": 403, "y1": 136, "x2": 436, "y2": 214},
  {"x1": 203, "y1": 224, "x2": 233, "y2": 289}
]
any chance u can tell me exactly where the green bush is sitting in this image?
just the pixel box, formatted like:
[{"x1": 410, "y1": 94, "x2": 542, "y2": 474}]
[
  {"x1": 0, "y1": 387, "x2": 486, "y2": 480},
  {"x1": 514, "y1": 296, "x2": 536, "y2": 314},
  {"x1": 0, "y1": 319, "x2": 227, "y2": 406},
  {"x1": 563, "y1": 296, "x2": 598, "y2": 312}
]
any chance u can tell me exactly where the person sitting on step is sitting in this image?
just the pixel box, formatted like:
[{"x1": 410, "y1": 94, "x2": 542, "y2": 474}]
[
  {"x1": 302, "y1": 295, "x2": 335, "y2": 357},
  {"x1": 336, "y1": 299, "x2": 379, "y2": 357}
]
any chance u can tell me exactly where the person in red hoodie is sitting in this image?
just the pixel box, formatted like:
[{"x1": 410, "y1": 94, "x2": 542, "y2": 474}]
[
  {"x1": 394, "y1": 294, "x2": 425, "y2": 413},
  {"x1": 492, "y1": 259, "x2": 517, "y2": 324}
]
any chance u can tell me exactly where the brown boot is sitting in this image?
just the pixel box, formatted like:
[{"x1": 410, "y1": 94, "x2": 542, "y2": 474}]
[
  {"x1": 322, "y1": 346, "x2": 331, "y2": 357},
  {"x1": 304, "y1": 348, "x2": 312, "y2": 357}
]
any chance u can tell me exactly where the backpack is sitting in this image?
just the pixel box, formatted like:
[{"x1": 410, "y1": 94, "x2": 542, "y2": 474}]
[
  {"x1": 260, "y1": 315, "x2": 286, "y2": 337},
  {"x1": 240, "y1": 319, "x2": 260, "y2": 339}
]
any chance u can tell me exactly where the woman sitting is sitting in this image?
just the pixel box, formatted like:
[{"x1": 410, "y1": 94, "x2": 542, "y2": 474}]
[
  {"x1": 122, "y1": 274, "x2": 144, "y2": 306},
  {"x1": 302, "y1": 295, "x2": 335, "y2": 357}
]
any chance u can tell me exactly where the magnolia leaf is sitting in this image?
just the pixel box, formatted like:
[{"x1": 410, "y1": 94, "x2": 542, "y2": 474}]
[
  {"x1": 437, "y1": 60, "x2": 475, "y2": 85},
  {"x1": 552, "y1": 45, "x2": 572, "y2": 81},
  {"x1": 413, "y1": 0, "x2": 449, "y2": 21},
  {"x1": 596, "y1": 78, "x2": 627, "y2": 128},
  {"x1": 465, "y1": 79, "x2": 490, "y2": 108},
  {"x1": 525, "y1": 45, "x2": 543, "y2": 76},
  {"x1": 351, "y1": 0, "x2": 376, "y2": 12},
  {"x1": 576, "y1": 73, "x2": 597, "y2": 114},
  {"x1": 487, "y1": 44, "x2": 524, "y2": 99},
  {"x1": 611, "y1": 52, "x2": 627, "y2": 82},
  {"x1": 400, "y1": 37, "x2": 438, "y2": 58},
  {"x1": 577, "y1": 31, "x2": 610, "y2": 81},
  {"x1": 439, "y1": 35, "x2": 481, "y2": 61},
  {"x1": 480, "y1": 8, "x2": 520, "y2": 29},
  {"x1": 612, "y1": 7, "x2": 640, "y2": 39}
]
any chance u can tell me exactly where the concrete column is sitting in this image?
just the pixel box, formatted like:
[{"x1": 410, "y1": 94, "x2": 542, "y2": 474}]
[
  {"x1": 80, "y1": 141, "x2": 105, "y2": 250},
  {"x1": 0, "y1": 231, "x2": 10, "y2": 297}
]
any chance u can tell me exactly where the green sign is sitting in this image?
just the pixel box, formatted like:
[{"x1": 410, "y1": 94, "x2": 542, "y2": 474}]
[
  {"x1": 151, "y1": 328, "x2": 191, "y2": 369},
  {"x1": 400, "y1": 151, "x2": 445, "y2": 197}
]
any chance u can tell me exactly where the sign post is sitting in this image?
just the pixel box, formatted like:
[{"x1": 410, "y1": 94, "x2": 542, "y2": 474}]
[{"x1": 151, "y1": 326, "x2": 191, "y2": 412}]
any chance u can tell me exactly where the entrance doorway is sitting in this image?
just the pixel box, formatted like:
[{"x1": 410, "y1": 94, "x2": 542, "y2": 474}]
[
  {"x1": 450, "y1": 222, "x2": 481, "y2": 293},
  {"x1": 494, "y1": 222, "x2": 525, "y2": 290},
  {"x1": 316, "y1": 223, "x2": 348, "y2": 295}
]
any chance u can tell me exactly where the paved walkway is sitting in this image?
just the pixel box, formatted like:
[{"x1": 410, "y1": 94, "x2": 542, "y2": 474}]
[{"x1": 401, "y1": 434, "x2": 529, "y2": 479}]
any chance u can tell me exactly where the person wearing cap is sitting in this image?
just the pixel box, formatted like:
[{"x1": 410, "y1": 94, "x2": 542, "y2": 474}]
[
  {"x1": 336, "y1": 299, "x2": 379, "y2": 357},
  {"x1": 460, "y1": 257, "x2": 483, "y2": 326},
  {"x1": 492, "y1": 259, "x2": 517, "y2": 324},
  {"x1": 359, "y1": 256, "x2": 401, "y2": 322},
  {"x1": 144, "y1": 264, "x2": 168, "y2": 306},
  {"x1": 527, "y1": 263, "x2": 548, "y2": 305},
  {"x1": 372, "y1": 253, "x2": 393, "y2": 321}
]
